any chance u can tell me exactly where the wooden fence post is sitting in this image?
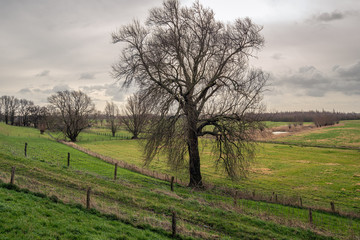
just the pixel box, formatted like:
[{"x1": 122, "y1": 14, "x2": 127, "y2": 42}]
[
  {"x1": 10, "y1": 166, "x2": 16, "y2": 185},
  {"x1": 233, "y1": 190, "x2": 238, "y2": 206},
  {"x1": 309, "y1": 208, "x2": 313, "y2": 224},
  {"x1": 67, "y1": 152, "x2": 70, "y2": 167},
  {"x1": 170, "y1": 176, "x2": 174, "y2": 192},
  {"x1": 299, "y1": 197, "x2": 303, "y2": 207},
  {"x1": 114, "y1": 163, "x2": 118, "y2": 180},
  {"x1": 86, "y1": 187, "x2": 91, "y2": 209},
  {"x1": 330, "y1": 201, "x2": 335, "y2": 212},
  {"x1": 172, "y1": 211, "x2": 177, "y2": 237},
  {"x1": 24, "y1": 143, "x2": 28, "y2": 157},
  {"x1": 252, "y1": 190, "x2": 255, "y2": 199}
]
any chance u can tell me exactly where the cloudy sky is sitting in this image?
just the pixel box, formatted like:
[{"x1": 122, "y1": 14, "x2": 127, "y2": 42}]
[{"x1": 1, "y1": 0, "x2": 359, "y2": 112}]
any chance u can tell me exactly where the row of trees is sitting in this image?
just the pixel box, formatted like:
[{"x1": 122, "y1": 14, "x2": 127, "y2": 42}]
[
  {"x1": 0, "y1": 91, "x2": 152, "y2": 142},
  {"x1": 0, "y1": 95, "x2": 47, "y2": 128},
  {"x1": 260, "y1": 111, "x2": 360, "y2": 126}
]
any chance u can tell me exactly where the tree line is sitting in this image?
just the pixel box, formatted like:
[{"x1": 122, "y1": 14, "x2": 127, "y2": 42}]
[
  {"x1": 0, "y1": 91, "x2": 151, "y2": 141},
  {"x1": 0, "y1": 95, "x2": 47, "y2": 128},
  {"x1": 259, "y1": 111, "x2": 360, "y2": 127}
]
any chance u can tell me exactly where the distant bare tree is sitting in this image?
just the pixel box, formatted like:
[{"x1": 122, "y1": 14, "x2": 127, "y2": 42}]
[
  {"x1": 7, "y1": 96, "x2": 19, "y2": 125},
  {"x1": 121, "y1": 93, "x2": 152, "y2": 139},
  {"x1": 90, "y1": 110, "x2": 103, "y2": 127},
  {"x1": 104, "y1": 101, "x2": 119, "y2": 137},
  {"x1": 48, "y1": 90, "x2": 94, "y2": 142},
  {"x1": 44, "y1": 105, "x2": 62, "y2": 131},
  {"x1": 18, "y1": 99, "x2": 34, "y2": 126},
  {"x1": 0, "y1": 98, "x2": 2, "y2": 122},
  {"x1": 1, "y1": 96, "x2": 12, "y2": 124},
  {"x1": 112, "y1": 0, "x2": 267, "y2": 187}
]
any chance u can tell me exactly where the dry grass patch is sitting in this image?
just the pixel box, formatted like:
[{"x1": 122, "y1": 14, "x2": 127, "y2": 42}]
[
  {"x1": 296, "y1": 160, "x2": 310, "y2": 164},
  {"x1": 322, "y1": 163, "x2": 340, "y2": 166},
  {"x1": 250, "y1": 167, "x2": 272, "y2": 175}
]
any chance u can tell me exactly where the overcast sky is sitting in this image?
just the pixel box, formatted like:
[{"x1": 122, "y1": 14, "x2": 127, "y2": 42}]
[{"x1": 0, "y1": 0, "x2": 359, "y2": 112}]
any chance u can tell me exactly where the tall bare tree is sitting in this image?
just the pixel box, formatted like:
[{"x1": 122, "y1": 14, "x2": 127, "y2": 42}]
[
  {"x1": 48, "y1": 90, "x2": 94, "y2": 142},
  {"x1": 7, "y1": 96, "x2": 19, "y2": 125},
  {"x1": 1, "y1": 96, "x2": 13, "y2": 125},
  {"x1": 121, "y1": 93, "x2": 152, "y2": 139},
  {"x1": 112, "y1": 0, "x2": 267, "y2": 187},
  {"x1": 104, "y1": 101, "x2": 119, "y2": 137},
  {"x1": 18, "y1": 99, "x2": 34, "y2": 126}
]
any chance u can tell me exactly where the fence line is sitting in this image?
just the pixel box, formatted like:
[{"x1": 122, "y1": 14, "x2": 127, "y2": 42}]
[
  {"x1": 61, "y1": 140, "x2": 360, "y2": 220},
  {"x1": 4, "y1": 165, "x2": 359, "y2": 240}
]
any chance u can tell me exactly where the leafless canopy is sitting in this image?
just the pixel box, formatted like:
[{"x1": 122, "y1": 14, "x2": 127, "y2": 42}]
[
  {"x1": 121, "y1": 93, "x2": 152, "y2": 139},
  {"x1": 1, "y1": 95, "x2": 19, "y2": 125},
  {"x1": 104, "y1": 101, "x2": 119, "y2": 137},
  {"x1": 112, "y1": 0, "x2": 267, "y2": 187},
  {"x1": 48, "y1": 90, "x2": 94, "y2": 142}
]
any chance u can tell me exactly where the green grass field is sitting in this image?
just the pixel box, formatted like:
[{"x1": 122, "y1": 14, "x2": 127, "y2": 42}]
[
  {"x1": 77, "y1": 130, "x2": 360, "y2": 215},
  {"x1": 0, "y1": 185, "x2": 173, "y2": 240},
  {"x1": 270, "y1": 120, "x2": 360, "y2": 148},
  {"x1": 264, "y1": 121, "x2": 313, "y2": 128},
  {"x1": 0, "y1": 122, "x2": 359, "y2": 239}
]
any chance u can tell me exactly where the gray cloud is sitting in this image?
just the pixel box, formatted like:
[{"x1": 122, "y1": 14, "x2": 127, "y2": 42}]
[
  {"x1": 271, "y1": 53, "x2": 283, "y2": 60},
  {"x1": 18, "y1": 88, "x2": 32, "y2": 94},
  {"x1": 272, "y1": 61, "x2": 360, "y2": 98},
  {"x1": 334, "y1": 60, "x2": 360, "y2": 80},
  {"x1": 36, "y1": 70, "x2": 50, "y2": 77},
  {"x1": 80, "y1": 83, "x2": 129, "y2": 102},
  {"x1": 52, "y1": 84, "x2": 71, "y2": 93},
  {"x1": 105, "y1": 86, "x2": 127, "y2": 102},
  {"x1": 307, "y1": 10, "x2": 359, "y2": 24},
  {"x1": 80, "y1": 72, "x2": 96, "y2": 80},
  {"x1": 315, "y1": 11, "x2": 344, "y2": 22},
  {"x1": 80, "y1": 84, "x2": 108, "y2": 93}
]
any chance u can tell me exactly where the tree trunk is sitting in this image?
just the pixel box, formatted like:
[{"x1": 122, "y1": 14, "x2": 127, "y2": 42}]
[
  {"x1": 188, "y1": 131, "x2": 202, "y2": 187},
  {"x1": 186, "y1": 105, "x2": 202, "y2": 188}
]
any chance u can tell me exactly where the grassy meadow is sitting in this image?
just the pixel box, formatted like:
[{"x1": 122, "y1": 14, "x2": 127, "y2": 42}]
[
  {"x1": 0, "y1": 122, "x2": 359, "y2": 239},
  {"x1": 0, "y1": 185, "x2": 173, "y2": 240},
  {"x1": 270, "y1": 120, "x2": 360, "y2": 148},
  {"x1": 77, "y1": 123, "x2": 360, "y2": 214}
]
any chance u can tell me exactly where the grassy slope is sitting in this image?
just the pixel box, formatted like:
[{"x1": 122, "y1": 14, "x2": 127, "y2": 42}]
[
  {"x1": 0, "y1": 186, "x2": 172, "y2": 240},
  {"x1": 0, "y1": 123, "x2": 348, "y2": 239},
  {"x1": 271, "y1": 120, "x2": 360, "y2": 148},
  {"x1": 77, "y1": 133, "x2": 360, "y2": 214},
  {"x1": 264, "y1": 121, "x2": 313, "y2": 128}
]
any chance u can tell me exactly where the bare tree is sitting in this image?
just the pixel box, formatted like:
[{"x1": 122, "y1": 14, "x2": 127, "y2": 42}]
[
  {"x1": 104, "y1": 101, "x2": 119, "y2": 137},
  {"x1": 1, "y1": 96, "x2": 12, "y2": 124},
  {"x1": 112, "y1": 0, "x2": 267, "y2": 187},
  {"x1": 0, "y1": 97, "x2": 3, "y2": 122},
  {"x1": 6, "y1": 96, "x2": 19, "y2": 125},
  {"x1": 48, "y1": 90, "x2": 94, "y2": 142},
  {"x1": 18, "y1": 99, "x2": 34, "y2": 126},
  {"x1": 121, "y1": 93, "x2": 152, "y2": 139}
]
